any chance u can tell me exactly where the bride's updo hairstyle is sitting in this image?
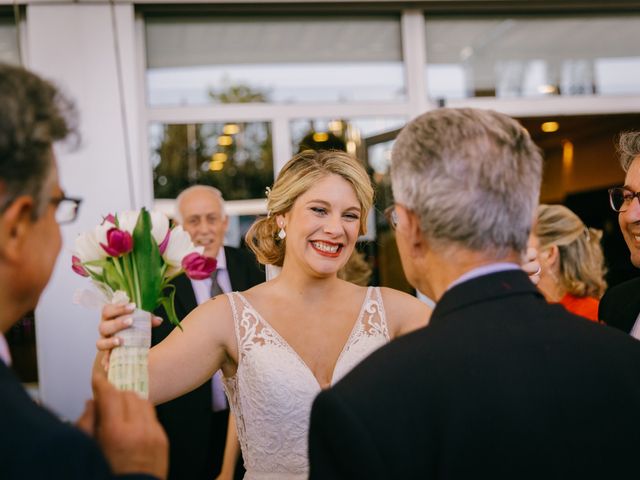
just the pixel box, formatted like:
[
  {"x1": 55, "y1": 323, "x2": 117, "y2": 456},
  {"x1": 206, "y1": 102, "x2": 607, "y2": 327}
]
[{"x1": 246, "y1": 150, "x2": 373, "y2": 267}]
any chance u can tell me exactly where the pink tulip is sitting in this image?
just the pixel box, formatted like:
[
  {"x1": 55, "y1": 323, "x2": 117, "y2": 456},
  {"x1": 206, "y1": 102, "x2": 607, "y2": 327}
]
[
  {"x1": 182, "y1": 252, "x2": 217, "y2": 280},
  {"x1": 100, "y1": 228, "x2": 133, "y2": 257},
  {"x1": 158, "y1": 230, "x2": 170, "y2": 255},
  {"x1": 71, "y1": 255, "x2": 89, "y2": 277},
  {"x1": 103, "y1": 213, "x2": 117, "y2": 225}
]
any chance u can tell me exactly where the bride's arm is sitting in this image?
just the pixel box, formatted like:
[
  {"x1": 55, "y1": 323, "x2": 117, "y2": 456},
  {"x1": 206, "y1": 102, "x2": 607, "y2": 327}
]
[{"x1": 94, "y1": 296, "x2": 236, "y2": 405}]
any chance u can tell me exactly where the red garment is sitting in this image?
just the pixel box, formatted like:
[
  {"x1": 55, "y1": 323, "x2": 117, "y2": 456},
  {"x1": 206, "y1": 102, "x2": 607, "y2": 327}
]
[{"x1": 559, "y1": 293, "x2": 600, "y2": 322}]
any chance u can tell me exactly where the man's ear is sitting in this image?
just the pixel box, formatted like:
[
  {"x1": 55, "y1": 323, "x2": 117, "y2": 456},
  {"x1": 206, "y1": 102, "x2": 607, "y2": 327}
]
[
  {"x1": 396, "y1": 205, "x2": 427, "y2": 256},
  {"x1": 0, "y1": 196, "x2": 36, "y2": 263}
]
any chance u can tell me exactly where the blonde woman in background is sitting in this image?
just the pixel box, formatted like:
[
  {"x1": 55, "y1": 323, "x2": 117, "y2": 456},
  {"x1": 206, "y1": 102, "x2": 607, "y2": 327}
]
[
  {"x1": 96, "y1": 150, "x2": 430, "y2": 479},
  {"x1": 529, "y1": 204, "x2": 607, "y2": 322}
]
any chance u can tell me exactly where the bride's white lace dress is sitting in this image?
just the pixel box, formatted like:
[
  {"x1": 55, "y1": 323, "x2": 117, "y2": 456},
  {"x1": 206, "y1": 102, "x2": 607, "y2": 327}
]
[{"x1": 223, "y1": 286, "x2": 390, "y2": 479}]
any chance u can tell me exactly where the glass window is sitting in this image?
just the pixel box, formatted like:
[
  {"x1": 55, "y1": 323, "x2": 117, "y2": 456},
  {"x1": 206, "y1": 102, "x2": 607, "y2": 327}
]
[
  {"x1": 0, "y1": 17, "x2": 20, "y2": 65},
  {"x1": 150, "y1": 121, "x2": 273, "y2": 200},
  {"x1": 225, "y1": 214, "x2": 260, "y2": 248},
  {"x1": 425, "y1": 15, "x2": 640, "y2": 101},
  {"x1": 290, "y1": 117, "x2": 405, "y2": 157},
  {"x1": 145, "y1": 15, "x2": 404, "y2": 106},
  {"x1": 290, "y1": 116, "x2": 405, "y2": 244}
]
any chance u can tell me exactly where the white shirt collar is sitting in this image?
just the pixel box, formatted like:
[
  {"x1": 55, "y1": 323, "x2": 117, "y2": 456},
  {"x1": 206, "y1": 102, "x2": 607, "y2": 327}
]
[{"x1": 215, "y1": 246, "x2": 226, "y2": 271}]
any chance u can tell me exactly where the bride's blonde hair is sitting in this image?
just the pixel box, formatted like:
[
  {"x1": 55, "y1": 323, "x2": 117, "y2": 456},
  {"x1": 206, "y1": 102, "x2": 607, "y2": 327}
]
[{"x1": 246, "y1": 150, "x2": 374, "y2": 267}]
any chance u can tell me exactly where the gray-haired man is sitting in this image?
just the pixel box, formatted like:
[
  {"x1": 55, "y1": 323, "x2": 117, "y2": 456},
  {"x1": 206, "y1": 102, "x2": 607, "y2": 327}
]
[
  {"x1": 309, "y1": 108, "x2": 640, "y2": 479},
  {"x1": 599, "y1": 131, "x2": 640, "y2": 335}
]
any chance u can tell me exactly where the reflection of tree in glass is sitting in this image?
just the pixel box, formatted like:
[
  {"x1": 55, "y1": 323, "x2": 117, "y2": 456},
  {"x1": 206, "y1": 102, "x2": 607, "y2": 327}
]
[
  {"x1": 210, "y1": 83, "x2": 268, "y2": 104},
  {"x1": 153, "y1": 83, "x2": 273, "y2": 200}
]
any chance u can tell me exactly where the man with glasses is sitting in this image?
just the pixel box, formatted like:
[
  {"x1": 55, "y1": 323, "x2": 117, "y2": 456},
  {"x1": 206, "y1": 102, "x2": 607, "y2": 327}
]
[
  {"x1": 309, "y1": 108, "x2": 640, "y2": 479},
  {"x1": 600, "y1": 132, "x2": 640, "y2": 336},
  {"x1": 0, "y1": 64, "x2": 168, "y2": 479}
]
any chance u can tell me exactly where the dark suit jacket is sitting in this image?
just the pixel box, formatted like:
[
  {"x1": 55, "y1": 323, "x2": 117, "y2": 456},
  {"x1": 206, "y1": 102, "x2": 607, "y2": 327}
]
[
  {"x1": 0, "y1": 360, "x2": 156, "y2": 480},
  {"x1": 598, "y1": 276, "x2": 640, "y2": 333},
  {"x1": 309, "y1": 270, "x2": 640, "y2": 479},
  {"x1": 153, "y1": 246, "x2": 264, "y2": 480}
]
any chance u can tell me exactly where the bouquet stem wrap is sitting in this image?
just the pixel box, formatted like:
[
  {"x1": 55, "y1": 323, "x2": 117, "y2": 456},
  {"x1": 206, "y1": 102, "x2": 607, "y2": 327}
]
[{"x1": 107, "y1": 309, "x2": 151, "y2": 398}]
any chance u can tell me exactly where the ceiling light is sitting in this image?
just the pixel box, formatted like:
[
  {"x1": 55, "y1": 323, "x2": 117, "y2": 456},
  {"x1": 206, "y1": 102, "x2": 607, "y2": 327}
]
[
  {"x1": 223, "y1": 124, "x2": 240, "y2": 135},
  {"x1": 217, "y1": 135, "x2": 233, "y2": 146},
  {"x1": 313, "y1": 132, "x2": 329, "y2": 142},
  {"x1": 538, "y1": 84, "x2": 557, "y2": 95},
  {"x1": 328, "y1": 120, "x2": 342, "y2": 134},
  {"x1": 212, "y1": 152, "x2": 227, "y2": 163},
  {"x1": 209, "y1": 160, "x2": 225, "y2": 171},
  {"x1": 541, "y1": 122, "x2": 559, "y2": 133}
]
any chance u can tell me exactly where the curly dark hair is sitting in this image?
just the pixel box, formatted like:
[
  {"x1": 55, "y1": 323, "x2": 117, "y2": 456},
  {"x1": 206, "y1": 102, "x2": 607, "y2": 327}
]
[
  {"x1": 618, "y1": 131, "x2": 640, "y2": 172},
  {"x1": 0, "y1": 63, "x2": 77, "y2": 216}
]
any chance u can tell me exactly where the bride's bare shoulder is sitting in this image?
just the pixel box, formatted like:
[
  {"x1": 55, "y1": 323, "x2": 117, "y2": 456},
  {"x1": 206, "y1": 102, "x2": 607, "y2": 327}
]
[
  {"x1": 183, "y1": 292, "x2": 235, "y2": 330},
  {"x1": 378, "y1": 287, "x2": 432, "y2": 336}
]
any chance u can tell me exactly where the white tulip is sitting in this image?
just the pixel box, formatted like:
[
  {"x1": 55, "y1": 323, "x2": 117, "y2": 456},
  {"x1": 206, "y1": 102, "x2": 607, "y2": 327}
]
[
  {"x1": 74, "y1": 230, "x2": 107, "y2": 262},
  {"x1": 117, "y1": 210, "x2": 140, "y2": 234},
  {"x1": 162, "y1": 225, "x2": 203, "y2": 267},
  {"x1": 94, "y1": 222, "x2": 111, "y2": 246},
  {"x1": 150, "y1": 210, "x2": 170, "y2": 246}
]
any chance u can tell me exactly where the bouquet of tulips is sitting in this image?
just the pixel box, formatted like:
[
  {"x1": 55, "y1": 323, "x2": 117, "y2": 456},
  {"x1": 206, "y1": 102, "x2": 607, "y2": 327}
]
[{"x1": 72, "y1": 208, "x2": 216, "y2": 396}]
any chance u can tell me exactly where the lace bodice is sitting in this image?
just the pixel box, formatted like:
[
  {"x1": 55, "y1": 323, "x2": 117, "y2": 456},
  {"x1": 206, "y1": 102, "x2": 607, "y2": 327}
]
[{"x1": 223, "y1": 287, "x2": 390, "y2": 479}]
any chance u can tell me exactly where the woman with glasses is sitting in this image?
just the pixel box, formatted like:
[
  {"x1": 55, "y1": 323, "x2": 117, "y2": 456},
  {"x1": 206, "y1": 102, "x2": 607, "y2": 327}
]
[
  {"x1": 95, "y1": 150, "x2": 431, "y2": 480},
  {"x1": 529, "y1": 204, "x2": 606, "y2": 322}
]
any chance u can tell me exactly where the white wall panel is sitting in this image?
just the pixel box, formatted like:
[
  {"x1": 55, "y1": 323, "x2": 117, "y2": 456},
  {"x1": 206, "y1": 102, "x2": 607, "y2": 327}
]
[{"x1": 26, "y1": 3, "x2": 141, "y2": 421}]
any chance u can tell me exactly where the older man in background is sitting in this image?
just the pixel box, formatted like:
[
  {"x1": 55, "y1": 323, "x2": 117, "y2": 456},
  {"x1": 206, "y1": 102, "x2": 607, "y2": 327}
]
[
  {"x1": 153, "y1": 185, "x2": 264, "y2": 480},
  {"x1": 309, "y1": 108, "x2": 640, "y2": 479},
  {"x1": 599, "y1": 132, "x2": 640, "y2": 336},
  {"x1": 0, "y1": 64, "x2": 168, "y2": 479}
]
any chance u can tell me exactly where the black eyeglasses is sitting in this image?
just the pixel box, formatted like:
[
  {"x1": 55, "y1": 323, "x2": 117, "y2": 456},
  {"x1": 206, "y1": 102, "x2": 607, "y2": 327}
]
[
  {"x1": 50, "y1": 195, "x2": 82, "y2": 224},
  {"x1": 608, "y1": 187, "x2": 640, "y2": 213},
  {"x1": 384, "y1": 205, "x2": 399, "y2": 230}
]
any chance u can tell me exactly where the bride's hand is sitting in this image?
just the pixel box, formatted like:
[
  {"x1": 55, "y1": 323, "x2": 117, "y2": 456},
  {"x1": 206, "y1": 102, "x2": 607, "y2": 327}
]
[{"x1": 97, "y1": 303, "x2": 163, "y2": 371}]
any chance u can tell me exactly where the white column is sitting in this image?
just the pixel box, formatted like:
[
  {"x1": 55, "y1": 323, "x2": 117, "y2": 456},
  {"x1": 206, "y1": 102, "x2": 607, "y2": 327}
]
[
  {"x1": 401, "y1": 9, "x2": 432, "y2": 120},
  {"x1": 26, "y1": 3, "x2": 144, "y2": 421}
]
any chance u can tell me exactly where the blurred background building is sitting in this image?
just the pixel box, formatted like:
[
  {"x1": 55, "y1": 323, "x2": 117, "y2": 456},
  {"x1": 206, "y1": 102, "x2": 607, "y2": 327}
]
[{"x1": 1, "y1": 0, "x2": 639, "y2": 421}]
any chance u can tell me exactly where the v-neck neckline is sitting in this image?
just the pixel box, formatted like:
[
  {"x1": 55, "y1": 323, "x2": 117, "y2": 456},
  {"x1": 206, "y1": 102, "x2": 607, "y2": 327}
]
[{"x1": 234, "y1": 287, "x2": 372, "y2": 390}]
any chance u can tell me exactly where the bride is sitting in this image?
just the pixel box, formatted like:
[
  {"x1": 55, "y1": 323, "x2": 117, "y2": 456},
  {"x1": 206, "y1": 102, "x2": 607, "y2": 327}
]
[{"x1": 96, "y1": 150, "x2": 432, "y2": 478}]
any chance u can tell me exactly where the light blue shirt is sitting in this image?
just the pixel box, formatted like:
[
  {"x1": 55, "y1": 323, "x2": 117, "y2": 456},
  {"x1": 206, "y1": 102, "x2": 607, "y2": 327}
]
[{"x1": 448, "y1": 262, "x2": 521, "y2": 291}]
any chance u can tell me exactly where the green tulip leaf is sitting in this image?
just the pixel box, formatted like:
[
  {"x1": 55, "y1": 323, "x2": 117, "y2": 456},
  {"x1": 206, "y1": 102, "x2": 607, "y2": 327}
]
[
  {"x1": 158, "y1": 285, "x2": 182, "y2": 330},
  {"x1": 132, "y1": 208, "x2": 162, "y2": 311},
  {"x1": 103, "y1": 261, "x2": 125, "y2": 295}
]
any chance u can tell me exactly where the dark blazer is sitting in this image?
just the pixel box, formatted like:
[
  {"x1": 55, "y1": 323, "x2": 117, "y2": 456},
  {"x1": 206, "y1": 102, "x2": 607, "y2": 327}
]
[
  {"x1": 598, "y1": 276, "x2": 640, "y2": 333},
  {"x1": 309, "y1": 270, "x2": 640, "y2": 479},
  {"x1": 152, "y1": 246, "x2": 264, "y2": 480},
  {"x1": 0, "y1": 361, "x2": 156, "y2": 480}
]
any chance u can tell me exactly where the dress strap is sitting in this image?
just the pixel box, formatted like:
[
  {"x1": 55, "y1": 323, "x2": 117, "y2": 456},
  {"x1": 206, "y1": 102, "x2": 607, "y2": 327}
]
[
  {"x1": 362, "y1": 287, "x2": 390, "y2": 340},
  {"x1": 225, "y1": 292, "x2": 243, "y2": 359}
]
